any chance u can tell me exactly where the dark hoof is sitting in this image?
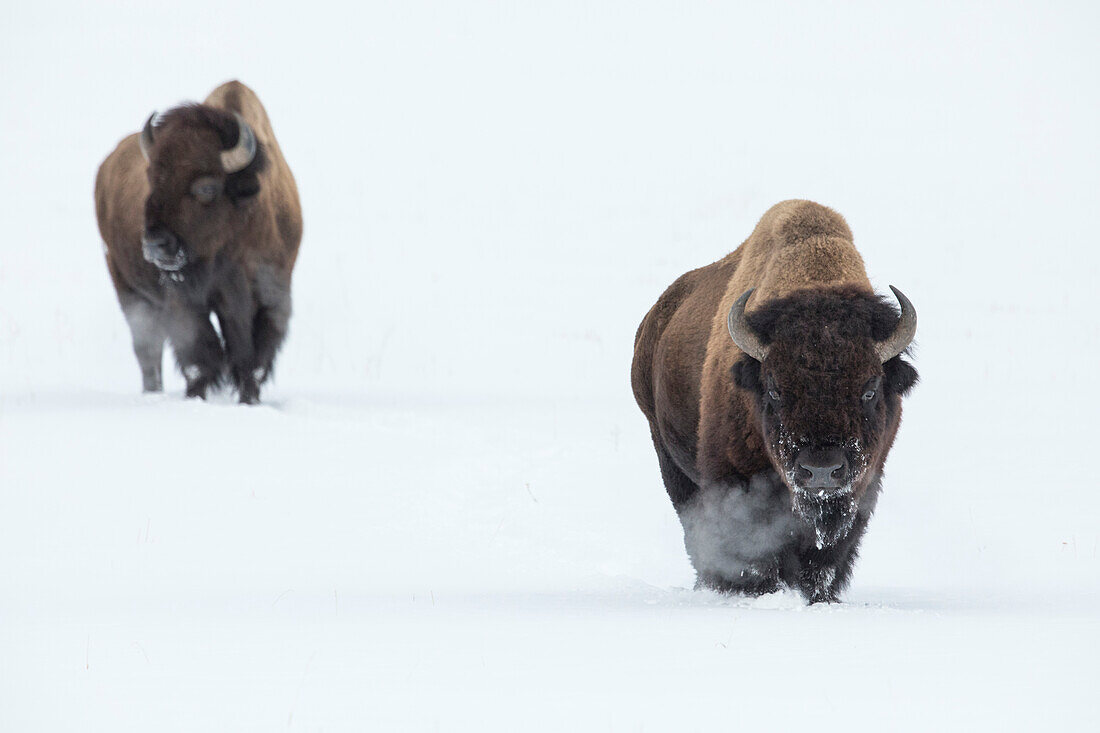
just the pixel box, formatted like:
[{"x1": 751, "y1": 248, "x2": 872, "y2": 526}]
[
  {"x1": 185, "y1": 380, "x2": 209, "y2": 400},
  {"x1": 804, "y1": 588, "x2": 841, "y2": 604},
  {"x1": 696, "y1": 571, "x2": 780, "y2": 597},
  {"x1": 238, "y1": 381, "x2": 260, "y2": 405}
]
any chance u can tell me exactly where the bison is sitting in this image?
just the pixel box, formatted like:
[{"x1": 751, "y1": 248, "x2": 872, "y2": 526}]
[
  {"x1": 631, "y1": 200, "x2": 918, "y2": 602},
  {"x1": 94, "y1": 80, "x2": 302, "y2": 403}
]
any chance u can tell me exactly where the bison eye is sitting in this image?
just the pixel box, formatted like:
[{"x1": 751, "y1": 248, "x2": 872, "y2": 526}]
[
  {"x1": 190, "y1": 177, "x2": 223, "y2": 204},
  {"x1": 861, "y1": 376, "x2": 882, "y2": 403},
  {"x1": 765, "y1": 376, "x2": 781, "y2": 404}
]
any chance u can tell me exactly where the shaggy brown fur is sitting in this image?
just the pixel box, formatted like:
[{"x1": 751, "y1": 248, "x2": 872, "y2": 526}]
[
  {"x1": 631, "y1": 200, "x2": 917, "y2": 602},
  {"x1": 95, "y1": 80, "x2": 302, "y2": 402}
]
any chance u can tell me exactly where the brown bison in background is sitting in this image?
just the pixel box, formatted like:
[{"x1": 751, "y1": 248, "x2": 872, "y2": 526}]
[
  {"x1": 95, "y1": 80, "x2": 302, "y2": 403},
  {"x1": 632, "y1": 200, "x2": 918, "y2": 602}
]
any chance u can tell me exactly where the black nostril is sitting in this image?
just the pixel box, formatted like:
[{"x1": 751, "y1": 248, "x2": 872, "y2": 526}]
[
  {"x1": 795, "y1": 448, "x2": 849, "y2": 489},
  {"x1": 798, "y1": 462, "x2": 842, "y2": 479}
]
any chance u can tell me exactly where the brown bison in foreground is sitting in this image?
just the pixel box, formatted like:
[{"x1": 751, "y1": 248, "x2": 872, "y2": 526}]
[
  {"x1": 95, "y1": 80, "x2": 302, "y2": 403},
  {"x1": 631, "y1": 200, "x2": 918, "y2": 602}
]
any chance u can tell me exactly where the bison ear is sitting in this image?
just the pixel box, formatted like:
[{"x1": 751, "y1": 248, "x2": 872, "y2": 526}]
[
  {"x1": 883, "y1": 356, "x2": 918, "y2": 397},
  {"x1": 226, "y1": 171, "x2": 262, "y2": 202},
  {"x1": 732, "y1": 356, "x2": 762, "y2": 394},
  {"x1": 224, "y1": 138, "x2": 267, "y2": 203}
]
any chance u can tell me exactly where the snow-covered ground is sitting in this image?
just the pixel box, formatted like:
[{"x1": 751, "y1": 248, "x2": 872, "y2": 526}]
[{"x1": 2, "y1": 2, "x2": 1099, "y2": 730}]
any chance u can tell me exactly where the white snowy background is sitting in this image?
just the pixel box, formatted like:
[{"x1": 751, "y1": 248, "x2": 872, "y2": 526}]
[{"x1": 2, "y1": 1, "x2": 1098, "y2": 730}]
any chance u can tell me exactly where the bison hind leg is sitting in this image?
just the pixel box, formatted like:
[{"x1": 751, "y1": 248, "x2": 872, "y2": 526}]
[
  {"x1": 121, "y1": 298, "x2": 166, "y2": 393},
  {"x1": 650, "y1": 429, "x2": 699, "y2": 510},
  {"x1": 251, "y1": 271, "x2": 291, "y2": 383}
]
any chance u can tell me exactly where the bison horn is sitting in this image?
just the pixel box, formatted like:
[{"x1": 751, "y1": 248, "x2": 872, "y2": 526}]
[
  {"x1": 727, "y1": 289, "x2": 768, "y2": 362},
  {"x1": 220, "y1": 112, "x2": 257, "y2": 173},
  {"x1": 139, "y1": 113, "x2": 156, "y2": 161},
  {"x1": 875, "y1": 286, "x2": 917, "y2": 362}
]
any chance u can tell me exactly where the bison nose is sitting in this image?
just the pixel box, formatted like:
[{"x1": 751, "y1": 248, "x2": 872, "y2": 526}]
[
  {"x1": 141, "y1": 229, "x2": 186, "y2": 270},
  {"x1": 795, "y1": 448, "x2": 849, "y2": 489},
  {"x1": 141, "y1": 229, "x2": 177, "y2": 257}
]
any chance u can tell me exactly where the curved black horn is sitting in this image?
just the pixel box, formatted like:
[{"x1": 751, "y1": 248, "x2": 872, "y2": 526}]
[
  {"x1": 220, "y1": 112, "x2": 256, "y2": 173},
  {"x1": 727, "y1": 289, "x2": 768, "y2": 362},
  {"x1": 139, "y1": 113, "x2": 156, "y2": 161},
  {"x1": 875, "y1": 286, "x2": 917, "y2": 362}
]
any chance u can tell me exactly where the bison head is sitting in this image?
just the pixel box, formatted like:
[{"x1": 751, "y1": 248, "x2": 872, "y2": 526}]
[
  {"x1": 729, "y1": 286, "x2": 918, "y2": 547},
  {"x1": 138, "y1": 106, "x2": 266, "y2": 275}
]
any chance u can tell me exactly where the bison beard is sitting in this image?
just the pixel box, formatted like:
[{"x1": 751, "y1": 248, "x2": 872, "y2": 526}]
[{"x1": 791, "y1": 488, "x2": 858, "y2": 550}]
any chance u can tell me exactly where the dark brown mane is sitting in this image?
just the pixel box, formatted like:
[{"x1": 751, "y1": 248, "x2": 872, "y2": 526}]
[
  {"x1": 155, "y1": 104, "x2": 269, "y2": 180},
  {"x1": 746, "y1": 286, "x2": 905, "y2": 348}
]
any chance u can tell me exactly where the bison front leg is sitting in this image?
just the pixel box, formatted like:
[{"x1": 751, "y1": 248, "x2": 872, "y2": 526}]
[
  {"x1": 213, "y1": 279, "x2": 261, "y2": 405},
  {"x1": 695, "y1": 565, "x2": 781, "y2": 596},
  {"x1": 166, "y1": 304, "x2": 225, "y2": 399}
]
